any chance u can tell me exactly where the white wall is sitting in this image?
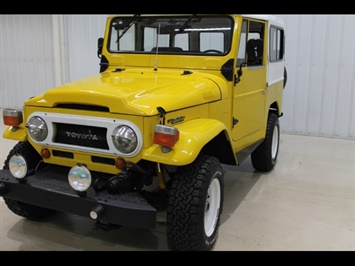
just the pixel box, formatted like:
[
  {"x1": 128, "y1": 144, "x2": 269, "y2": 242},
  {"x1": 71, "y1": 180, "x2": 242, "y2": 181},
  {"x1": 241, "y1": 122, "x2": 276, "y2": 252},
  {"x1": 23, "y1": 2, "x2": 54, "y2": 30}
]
[{"x1": 0, "y1": 15, "x2": 354, "y2": 139}]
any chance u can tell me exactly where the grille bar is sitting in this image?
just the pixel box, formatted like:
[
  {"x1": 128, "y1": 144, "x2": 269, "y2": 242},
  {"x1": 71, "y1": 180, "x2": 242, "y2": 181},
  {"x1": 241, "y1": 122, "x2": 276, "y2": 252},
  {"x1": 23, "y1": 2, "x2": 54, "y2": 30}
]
[
  {"x1": 52, "y1": 150, "x2": 74, "y2": 159},
  {"x1": 91, "y1": 156, "x2": 116, "y2": 165}
]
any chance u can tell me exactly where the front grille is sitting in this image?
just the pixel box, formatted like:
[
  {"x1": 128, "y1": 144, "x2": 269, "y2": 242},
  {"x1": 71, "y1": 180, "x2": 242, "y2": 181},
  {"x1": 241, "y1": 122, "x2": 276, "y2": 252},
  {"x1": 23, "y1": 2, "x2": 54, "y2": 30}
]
[
  {"x1": 52, "y1": 150, "x2": 74, "y2": 159},
  {"x1": 54, "y1": 123, "x2": 109, "y2": 150},
  {"x1": 91, "y1": 156, "x2": 116, "y2": 165}
]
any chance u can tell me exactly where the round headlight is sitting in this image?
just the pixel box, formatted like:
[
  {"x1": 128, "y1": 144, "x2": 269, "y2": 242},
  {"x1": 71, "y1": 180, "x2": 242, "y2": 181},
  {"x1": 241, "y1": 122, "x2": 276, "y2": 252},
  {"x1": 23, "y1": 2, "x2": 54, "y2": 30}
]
[
  {"x1": 27, "y1": 116, "x2": 48, "y2": 142},
  {"x1": 9, "y1": 155, "x2": 27, "y2": 179},
  {"x1": 112, "y1": 125, "x2": 138, "y2": 154},
  {"x1": 68, "y1": 164, "x2": 92, "y2": 192}
]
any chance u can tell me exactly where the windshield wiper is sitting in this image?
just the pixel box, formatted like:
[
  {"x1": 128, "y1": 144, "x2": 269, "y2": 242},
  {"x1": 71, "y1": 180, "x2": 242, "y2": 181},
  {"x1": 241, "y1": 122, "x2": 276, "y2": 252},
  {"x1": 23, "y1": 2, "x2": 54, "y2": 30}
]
[
  {"x1": 177, "y1": 14, "x2": 197, "y2": 33},
  {"x1": 116, "y1": 14, "x2": 140, "y2": 43},
  {"x1": 169, "y1": 14, "x2": 197, "y2": 44}
]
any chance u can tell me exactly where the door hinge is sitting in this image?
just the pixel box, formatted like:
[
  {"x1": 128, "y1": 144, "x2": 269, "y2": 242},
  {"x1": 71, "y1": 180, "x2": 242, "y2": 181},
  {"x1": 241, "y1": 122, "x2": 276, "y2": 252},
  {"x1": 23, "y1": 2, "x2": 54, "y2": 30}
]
[{"x1": 233, "y1": 117, "x2": 238, "y2": 127}]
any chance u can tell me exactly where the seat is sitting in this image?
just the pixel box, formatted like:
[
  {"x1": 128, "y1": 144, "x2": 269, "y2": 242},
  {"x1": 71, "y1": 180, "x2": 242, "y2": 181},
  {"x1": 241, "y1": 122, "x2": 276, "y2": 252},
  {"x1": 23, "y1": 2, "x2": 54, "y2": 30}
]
[{"x1": 246, "y1": 39, "x2": 263, "y2": 65}]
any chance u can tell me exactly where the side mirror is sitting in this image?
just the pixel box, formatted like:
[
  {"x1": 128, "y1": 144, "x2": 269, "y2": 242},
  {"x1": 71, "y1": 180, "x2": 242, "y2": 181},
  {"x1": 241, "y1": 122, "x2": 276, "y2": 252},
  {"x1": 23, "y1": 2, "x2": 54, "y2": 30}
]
[
  {"x1": 235, "y1": 62, "x2": 247, "y2": 85},
  {"x1": 97, "y1": 37, "x2": 104, "y2": 58}
]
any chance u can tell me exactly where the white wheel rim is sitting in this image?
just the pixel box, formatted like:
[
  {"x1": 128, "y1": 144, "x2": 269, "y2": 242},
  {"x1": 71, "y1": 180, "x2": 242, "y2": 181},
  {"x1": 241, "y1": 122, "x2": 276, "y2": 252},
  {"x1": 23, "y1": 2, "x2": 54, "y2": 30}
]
[
  {"x1": 271, "y1": 125, "x2": 279, "y2": 160},
  {"x1": 204, "y1": 175, "x2": 221, "y2": 237}
]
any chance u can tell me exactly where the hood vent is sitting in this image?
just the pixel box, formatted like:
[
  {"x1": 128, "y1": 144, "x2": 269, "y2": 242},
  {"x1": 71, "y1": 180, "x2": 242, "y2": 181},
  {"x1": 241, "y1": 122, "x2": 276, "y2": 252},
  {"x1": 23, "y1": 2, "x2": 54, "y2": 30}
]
[{"x1": 56, "y1": 104, "x2": 110, "y2": 112}]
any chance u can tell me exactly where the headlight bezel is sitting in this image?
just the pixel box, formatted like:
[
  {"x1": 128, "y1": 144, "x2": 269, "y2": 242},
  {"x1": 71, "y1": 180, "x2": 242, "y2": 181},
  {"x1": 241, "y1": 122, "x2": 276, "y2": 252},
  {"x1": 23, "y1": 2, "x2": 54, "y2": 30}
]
[
  {"x1": 26, "y1": 116, "x2": 48, "y2": 142},
  {"x1": 112, "y1": 125, "x2": 138, "y2": 154}
]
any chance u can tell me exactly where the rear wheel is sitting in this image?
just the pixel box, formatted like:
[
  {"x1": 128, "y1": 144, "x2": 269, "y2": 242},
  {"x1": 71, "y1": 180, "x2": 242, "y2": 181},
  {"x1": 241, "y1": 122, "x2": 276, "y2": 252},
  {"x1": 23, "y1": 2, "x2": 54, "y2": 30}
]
[
  {"x1": 2, "y1": 141, "x2": 55, "y2": 220},
  {"x1": 167, "y1": 155, "x2": 224, "y2": 251},
  {"x1": 283, "y1": 67, "x2": 287, "y2": 89},
  {"x1": 251, "y1": 113, "x2": 280, "y2": 171}
]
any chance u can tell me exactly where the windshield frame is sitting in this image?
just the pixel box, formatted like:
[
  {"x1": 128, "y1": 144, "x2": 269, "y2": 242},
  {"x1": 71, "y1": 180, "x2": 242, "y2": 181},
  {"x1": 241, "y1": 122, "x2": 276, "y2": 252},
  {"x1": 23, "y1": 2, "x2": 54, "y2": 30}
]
[{"x1": 106, "y1": 14, "x2": 234, "y2": 56}]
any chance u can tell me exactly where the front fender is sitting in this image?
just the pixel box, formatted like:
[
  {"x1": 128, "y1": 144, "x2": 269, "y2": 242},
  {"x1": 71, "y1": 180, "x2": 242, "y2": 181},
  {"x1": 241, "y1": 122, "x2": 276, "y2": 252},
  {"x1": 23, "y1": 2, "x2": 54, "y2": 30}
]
[
  {"x1": 3, "y1": 125, "x2": 27, "y2": 141},
  {"x1": 142, "y1": 119, "x2": 226, "y2": 165}
]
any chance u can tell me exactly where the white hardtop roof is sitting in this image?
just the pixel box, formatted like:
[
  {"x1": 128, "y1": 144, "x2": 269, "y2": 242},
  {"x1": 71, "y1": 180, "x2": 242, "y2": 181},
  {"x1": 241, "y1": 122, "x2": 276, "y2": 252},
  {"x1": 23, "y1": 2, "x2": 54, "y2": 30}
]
[{"x1": 241, "y1": 14, "x2": 285, "y2": 27}]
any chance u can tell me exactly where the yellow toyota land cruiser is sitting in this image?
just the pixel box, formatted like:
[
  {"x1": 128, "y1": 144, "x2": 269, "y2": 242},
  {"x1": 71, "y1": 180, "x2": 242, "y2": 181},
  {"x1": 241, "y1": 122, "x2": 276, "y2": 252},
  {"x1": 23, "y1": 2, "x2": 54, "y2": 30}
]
[{"x1": 0, "y1": 14, "x2": 286, "y2": 251}]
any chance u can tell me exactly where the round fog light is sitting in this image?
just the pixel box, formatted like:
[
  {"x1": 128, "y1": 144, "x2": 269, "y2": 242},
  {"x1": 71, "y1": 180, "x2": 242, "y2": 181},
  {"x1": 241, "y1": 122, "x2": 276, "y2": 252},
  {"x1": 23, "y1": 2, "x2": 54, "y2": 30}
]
[
  {"x1": 9, "y1": 155, "x2": 28, "y2": 179},
  {"x1": 68, "y1": 164, "x2": 92, "y2": 192}
]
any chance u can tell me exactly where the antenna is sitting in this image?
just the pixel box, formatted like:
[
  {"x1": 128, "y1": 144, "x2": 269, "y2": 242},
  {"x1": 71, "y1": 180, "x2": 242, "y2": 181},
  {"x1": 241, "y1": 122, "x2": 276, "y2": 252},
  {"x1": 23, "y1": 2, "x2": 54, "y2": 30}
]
[{"x1": 154, "y1": 23, "x2": 160, "y2": 71}]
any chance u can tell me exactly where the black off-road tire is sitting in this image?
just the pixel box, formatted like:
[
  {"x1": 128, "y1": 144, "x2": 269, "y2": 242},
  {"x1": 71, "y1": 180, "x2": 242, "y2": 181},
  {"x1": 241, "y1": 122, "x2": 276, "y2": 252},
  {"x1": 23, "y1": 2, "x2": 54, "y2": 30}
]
[
  {"x1": 3, "y1": 141, "x2": 42, "y2": 172},
  {"x1": 3, "y1": 198, "x2": 55, "y2": 221},
  {"x1": 166, "y1": 154, "x2": 224, "y2": 251},
  {"x1": 2, "y1": 141, "x2": 55, "y2": 220},
  {"x1": 251, "y1": 112, "x2": 280, "y2": 172}
]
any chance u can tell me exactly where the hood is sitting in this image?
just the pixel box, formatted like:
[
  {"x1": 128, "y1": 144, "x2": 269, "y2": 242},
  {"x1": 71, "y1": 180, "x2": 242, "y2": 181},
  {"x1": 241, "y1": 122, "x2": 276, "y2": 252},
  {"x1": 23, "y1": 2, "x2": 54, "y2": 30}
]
[{"x1": 26, "y1": 68, "x2": 222, "y2": 116}]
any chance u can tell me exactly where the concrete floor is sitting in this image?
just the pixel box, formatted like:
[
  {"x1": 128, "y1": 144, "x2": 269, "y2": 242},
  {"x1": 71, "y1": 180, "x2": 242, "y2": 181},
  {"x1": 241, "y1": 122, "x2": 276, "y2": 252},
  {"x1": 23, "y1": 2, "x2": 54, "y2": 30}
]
[{"x1": 0, "y1": 121, "x2": 354, "y2": 251}]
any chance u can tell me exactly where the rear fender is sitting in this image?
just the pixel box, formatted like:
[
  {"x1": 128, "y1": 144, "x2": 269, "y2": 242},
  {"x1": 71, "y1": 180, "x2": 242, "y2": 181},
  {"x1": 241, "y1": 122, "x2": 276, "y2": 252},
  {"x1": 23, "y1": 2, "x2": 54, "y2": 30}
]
[{"x1": 142, "y1": 119, "x2": 227, "y2": 166}]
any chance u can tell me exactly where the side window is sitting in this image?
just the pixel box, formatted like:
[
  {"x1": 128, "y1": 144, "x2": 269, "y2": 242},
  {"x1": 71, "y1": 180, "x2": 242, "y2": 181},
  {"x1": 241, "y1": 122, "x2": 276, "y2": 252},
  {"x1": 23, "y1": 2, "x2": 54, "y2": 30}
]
[
  {"x1": 144, "y1": 27, "x2": 170, "y2": 52},
  {"x1": 200, "y1": 32, "x2": 225, "y2": 52},
  {"x1": 143, "y1": 27, "x2": 155, "y2": 51},
  {"x1": 109, "y1": 24, "x2": 135, "y2": 52},
  {"x1": 174, "y1": 33, "x2": 189, "y2": 51},
  {"x1": 237, "y1": 20, "x2": 248, "y2": 66},
  {"x1": 144, "y1": 28, "x2": 188, "y2": 52},
  {"x1": 269, "y1": 26, "x2": 285, "y2": 62},
  {"x1": 237, "y1": 19, "x2": 265, "y2": 66}
]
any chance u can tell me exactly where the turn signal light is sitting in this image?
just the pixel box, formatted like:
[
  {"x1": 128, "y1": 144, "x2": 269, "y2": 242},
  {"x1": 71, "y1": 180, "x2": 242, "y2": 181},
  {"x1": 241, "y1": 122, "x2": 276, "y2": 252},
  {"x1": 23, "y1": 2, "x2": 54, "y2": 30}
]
[
  {"x1": 3, "y1": 109, "x2": 23, "y2": 127},
  {"x1": 154, "y1": 124, "x2": 180, "y2": 148},
  {"x1": 41, "y1": 148, "x2": 51, "y2": 159},
  {"x1": 115, "y1": 157, "x2": 126, "y2": 169}
]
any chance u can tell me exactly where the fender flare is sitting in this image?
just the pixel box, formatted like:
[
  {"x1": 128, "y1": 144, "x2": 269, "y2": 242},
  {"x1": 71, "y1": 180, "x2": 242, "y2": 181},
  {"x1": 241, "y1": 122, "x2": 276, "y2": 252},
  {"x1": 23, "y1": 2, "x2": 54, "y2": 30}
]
[
  {"x1": 3, "y1": 125, "x2": 27, "y2": 141},
  {"x1": 142, "y1": 119, "x2": 228, "y2": 166}
]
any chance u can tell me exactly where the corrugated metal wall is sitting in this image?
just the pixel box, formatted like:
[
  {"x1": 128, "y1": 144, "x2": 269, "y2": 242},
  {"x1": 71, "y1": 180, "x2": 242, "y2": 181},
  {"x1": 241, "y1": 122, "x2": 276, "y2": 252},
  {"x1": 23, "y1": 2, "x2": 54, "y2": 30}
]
[
  {"x1": 64, "y1": 15, "x2": 107, "y2": 80},
  {"x1": 0, "y1": 15, "x2": 354, "y2": 139},
  {"x1": 0, "y1": 15, "x2": 55, "y2": 108},
  {"x1": 277, "y1": 15, "x2": 355, "y2": 139}
]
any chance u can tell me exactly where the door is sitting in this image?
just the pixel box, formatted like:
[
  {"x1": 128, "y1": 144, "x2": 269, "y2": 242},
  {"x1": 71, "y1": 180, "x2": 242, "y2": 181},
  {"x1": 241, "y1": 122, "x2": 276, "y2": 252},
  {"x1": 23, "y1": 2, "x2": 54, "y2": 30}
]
[{"x1": 232, "y1": 19, "x2": 267, "y2": 143}]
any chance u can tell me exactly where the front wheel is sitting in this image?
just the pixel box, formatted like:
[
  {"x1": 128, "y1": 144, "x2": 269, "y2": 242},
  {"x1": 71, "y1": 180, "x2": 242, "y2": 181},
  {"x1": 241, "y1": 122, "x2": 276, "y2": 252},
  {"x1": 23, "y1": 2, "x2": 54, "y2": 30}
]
[
  {"x1": 2, "y1": 141, "x2": 55, "y2": 220},
  {"x1": 166, "y1": 155, "x2": 224, "y2": 251},
  {"x1": 251, "y1": 112, "x2": 280, "y2": 171}
]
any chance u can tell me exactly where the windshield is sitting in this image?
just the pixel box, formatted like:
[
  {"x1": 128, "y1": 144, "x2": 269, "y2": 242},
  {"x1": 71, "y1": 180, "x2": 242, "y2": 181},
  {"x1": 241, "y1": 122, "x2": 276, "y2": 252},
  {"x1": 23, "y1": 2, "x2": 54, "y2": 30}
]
[{"x1": 107, "y1": 15, "x2": 233, "y2": 55}]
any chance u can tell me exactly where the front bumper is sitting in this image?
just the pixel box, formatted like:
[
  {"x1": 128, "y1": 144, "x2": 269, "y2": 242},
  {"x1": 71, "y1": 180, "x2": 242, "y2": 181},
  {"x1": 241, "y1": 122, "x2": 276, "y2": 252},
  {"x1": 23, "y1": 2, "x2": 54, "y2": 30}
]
[{"x1": 0, "y1": 165, "x2": 157, "y2": 229}]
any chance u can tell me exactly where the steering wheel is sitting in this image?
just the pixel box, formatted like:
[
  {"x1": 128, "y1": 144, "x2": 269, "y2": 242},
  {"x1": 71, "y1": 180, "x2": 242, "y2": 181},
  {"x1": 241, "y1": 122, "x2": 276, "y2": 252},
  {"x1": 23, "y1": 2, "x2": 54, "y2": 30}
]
[{"x1": 203, "y1": 49, "x2": 223, "y2": 54}]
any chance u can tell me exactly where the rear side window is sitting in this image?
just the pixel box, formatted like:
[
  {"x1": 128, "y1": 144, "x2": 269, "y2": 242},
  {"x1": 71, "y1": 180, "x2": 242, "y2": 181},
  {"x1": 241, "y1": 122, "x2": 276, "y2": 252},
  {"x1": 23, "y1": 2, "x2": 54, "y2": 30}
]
[{"x1": 269, "y1": 26, "x2": 285, "y2": 62}]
